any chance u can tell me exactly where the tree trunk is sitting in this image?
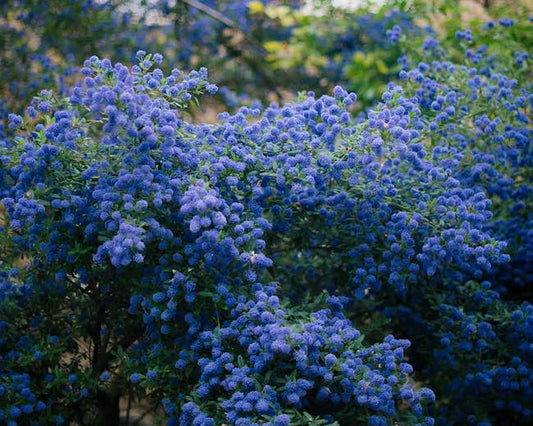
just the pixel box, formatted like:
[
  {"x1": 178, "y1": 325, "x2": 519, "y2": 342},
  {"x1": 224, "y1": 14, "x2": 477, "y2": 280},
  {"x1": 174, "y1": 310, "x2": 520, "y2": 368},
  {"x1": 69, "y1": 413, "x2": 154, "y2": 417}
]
[{"x1": 96, "y1": 390, "x2": 121, "y2": 426}]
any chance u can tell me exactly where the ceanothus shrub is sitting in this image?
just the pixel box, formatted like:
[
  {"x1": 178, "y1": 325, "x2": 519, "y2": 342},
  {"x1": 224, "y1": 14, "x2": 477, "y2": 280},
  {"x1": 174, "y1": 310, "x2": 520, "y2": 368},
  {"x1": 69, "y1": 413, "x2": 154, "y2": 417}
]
[
  {"x1": 362, "y1": 20, "x2": 533, "y2": 425},
  {"x1": 394, "y1": 23, "x2": 533, "y2": 295},
  {"x1": 0, "y1": 52, "x2": 439, "y2": 425},
  {"x1": 0, "y1": 18, "x2": 530, "y2": 424}
]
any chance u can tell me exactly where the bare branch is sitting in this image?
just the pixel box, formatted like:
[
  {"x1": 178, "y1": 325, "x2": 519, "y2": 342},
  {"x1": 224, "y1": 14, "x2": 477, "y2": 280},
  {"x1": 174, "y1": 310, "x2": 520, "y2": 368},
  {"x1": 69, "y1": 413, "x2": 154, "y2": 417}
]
[{"x1": 180, "y1": 0, "x2": 237, "y2": 28}]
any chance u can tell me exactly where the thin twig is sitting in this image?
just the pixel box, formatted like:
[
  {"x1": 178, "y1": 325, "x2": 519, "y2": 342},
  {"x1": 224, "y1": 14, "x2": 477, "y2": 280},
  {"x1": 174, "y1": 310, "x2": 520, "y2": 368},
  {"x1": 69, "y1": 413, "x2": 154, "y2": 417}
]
[
  {"x1": 178, "y1": 0, "x2": 268, "y2": 56},
  {"x1": 176, "y1": 0, "x2": 292, "y2": 97},
  {"x1": 126, "y1": 389, "x2": 132, "y2": 425},
  {"x1": 180, "y1": 0, "x2": 236, "y2": 28}
]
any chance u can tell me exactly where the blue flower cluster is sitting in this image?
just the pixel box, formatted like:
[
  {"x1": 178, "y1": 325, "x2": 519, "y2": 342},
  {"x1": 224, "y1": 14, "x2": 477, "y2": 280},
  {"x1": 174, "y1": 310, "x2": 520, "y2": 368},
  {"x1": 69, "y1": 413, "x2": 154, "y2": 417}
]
[
  {"x1": 0, "y1": 14, "x2": 532, "y2": 426},
  {"x1": 0, "y1": 270, "x2": 97, "y2": 425},
  {"x1": 0, "y1": 0, "x2": 134, "y2": 120},
  {"x1": 396, "y1": 31, "x2": 532, "y2": 293},
  {"x1": 1, "y1": 0, "x2": 421, "y2": 125},
  {"x1": 375, "y1": 20, "x2": 533, "y2": 424},
  {"x1": 172, "y1": 287, "x2": 435, "y2": 425},
  {"x1": 0, "y1": 51, "x2": 439, "y2": 424}
]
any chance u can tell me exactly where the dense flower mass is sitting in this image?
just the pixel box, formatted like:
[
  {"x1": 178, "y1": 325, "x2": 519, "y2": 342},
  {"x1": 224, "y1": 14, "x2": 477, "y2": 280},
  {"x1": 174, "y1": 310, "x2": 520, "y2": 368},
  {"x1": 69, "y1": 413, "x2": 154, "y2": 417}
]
[
  {"x1": 0, "y1": 7, "x2": 532, "y2": 426},
  {"x1": 172, "y1": 288, "x2": 435, "y2": 425}
]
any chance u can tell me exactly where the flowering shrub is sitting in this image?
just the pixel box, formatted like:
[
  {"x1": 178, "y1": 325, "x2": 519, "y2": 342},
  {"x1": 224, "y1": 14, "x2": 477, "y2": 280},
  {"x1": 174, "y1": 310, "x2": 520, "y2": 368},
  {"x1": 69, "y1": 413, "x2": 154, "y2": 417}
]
[
  {"x1": 0, "y1": 10, "x2": 532, "y2": 426},
  {"x1": 383, "y1": 18, "x2": 533, "y2": 423},
  {"x1": 397, "y1": 21, "x2": 533, "y2": 293},
  {"x1": 0, "y1": 51, "x2": 438, "y2": 425}
]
